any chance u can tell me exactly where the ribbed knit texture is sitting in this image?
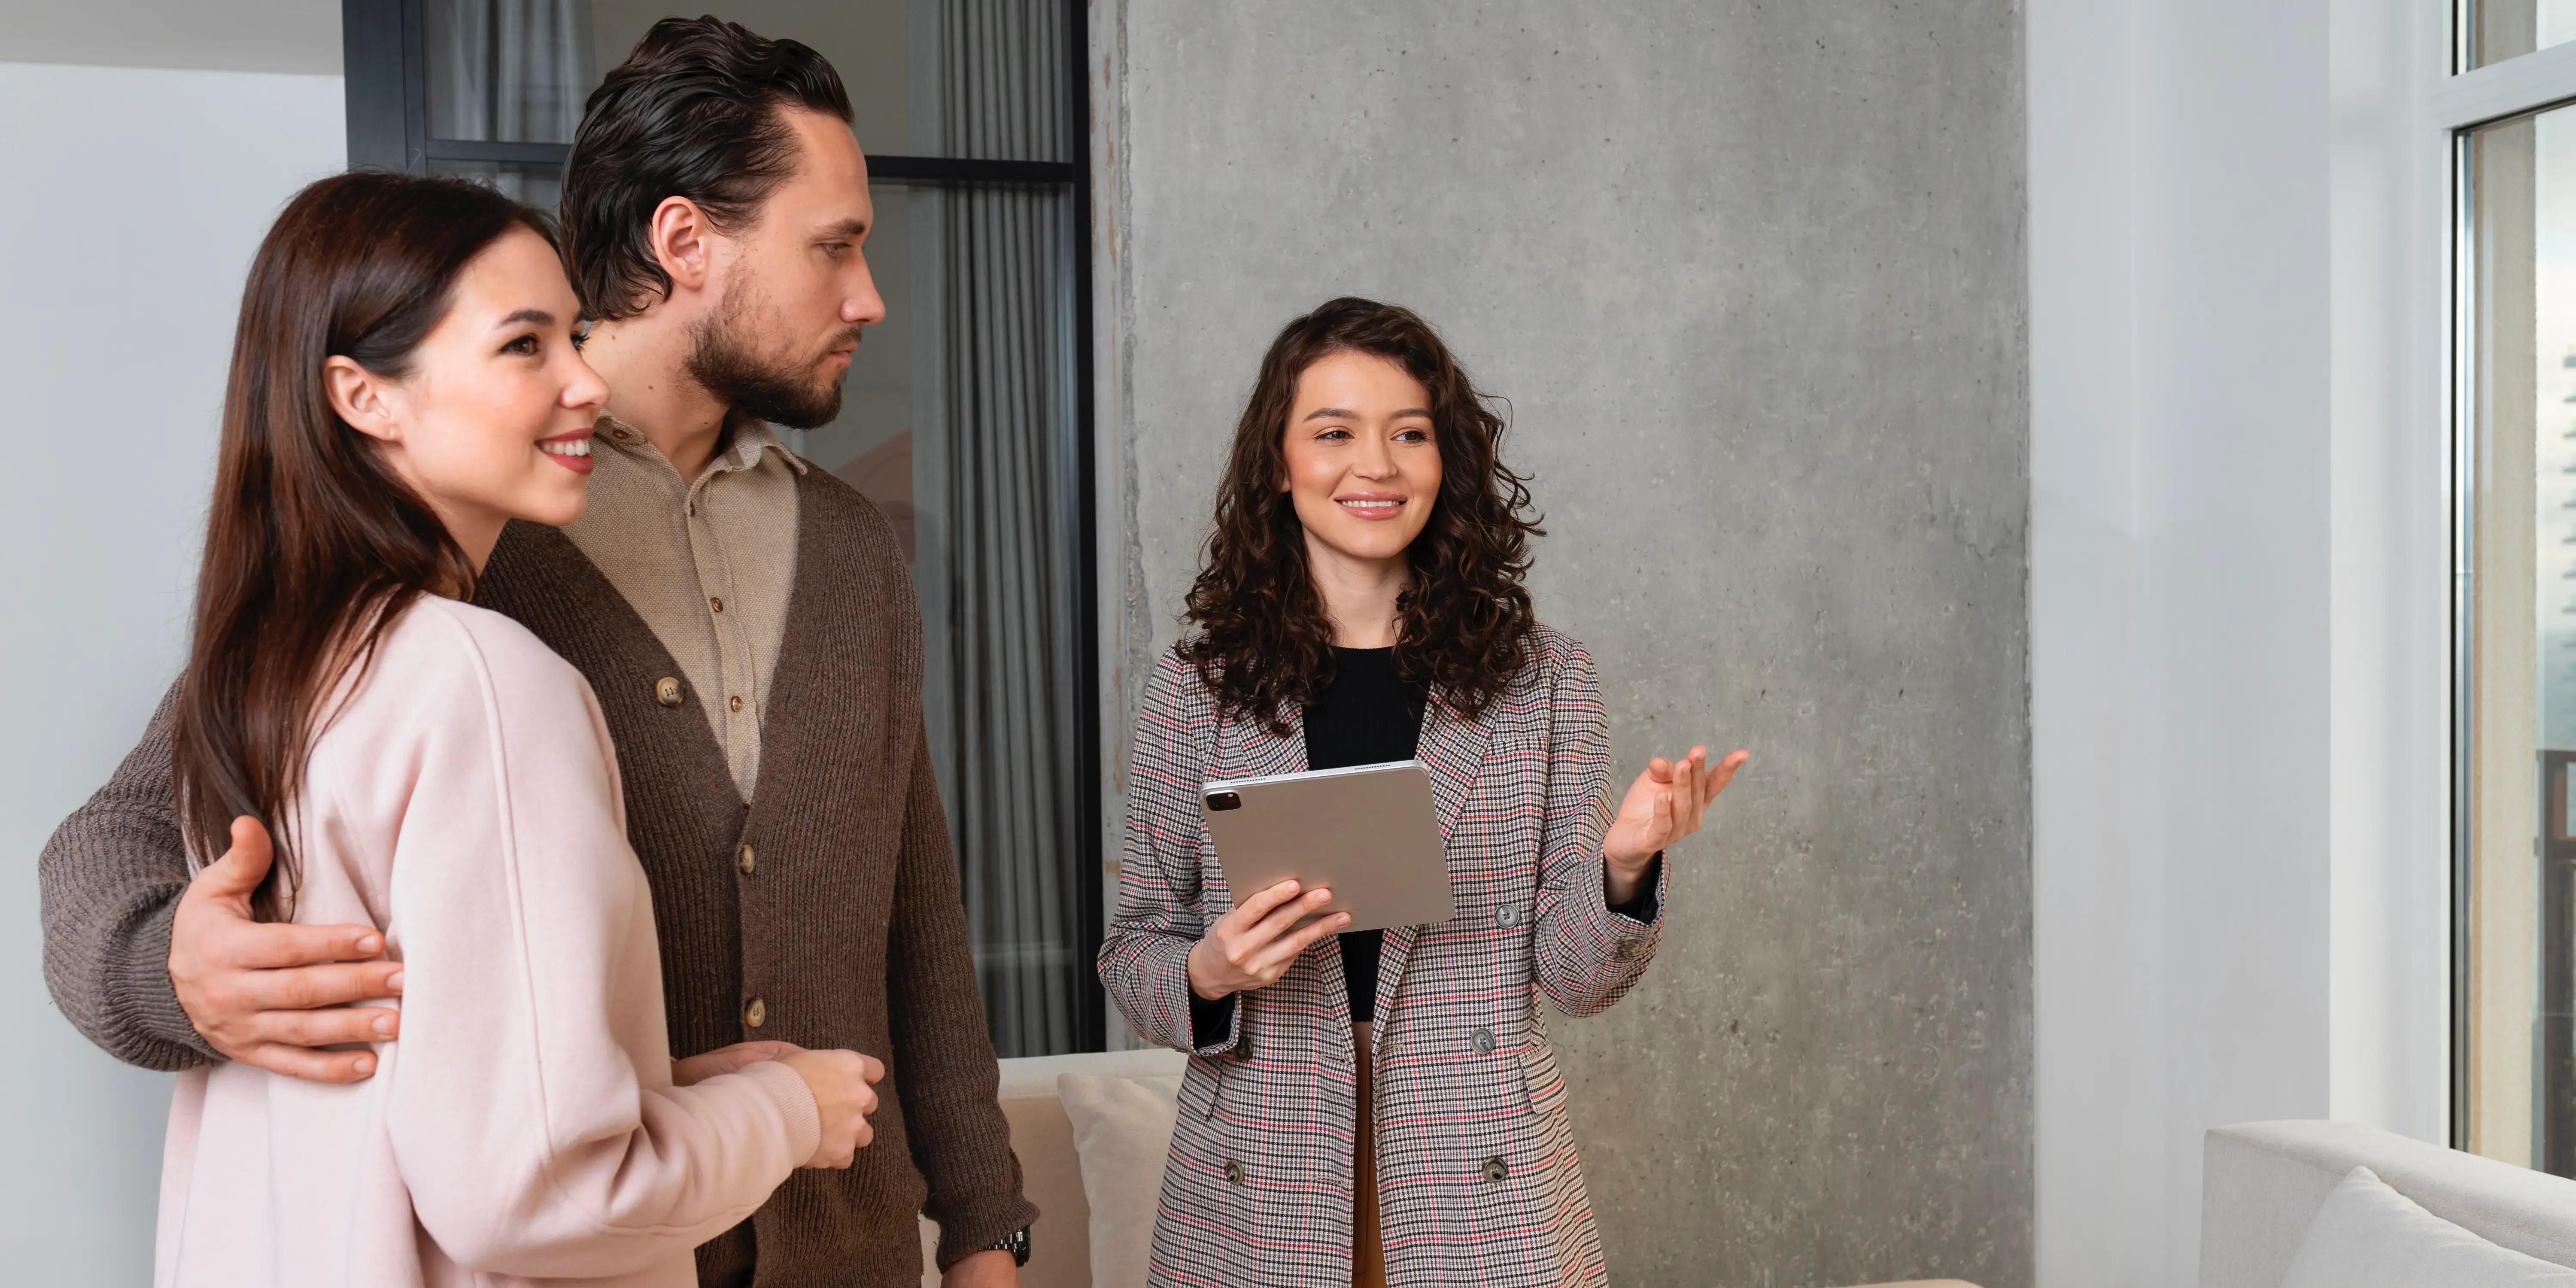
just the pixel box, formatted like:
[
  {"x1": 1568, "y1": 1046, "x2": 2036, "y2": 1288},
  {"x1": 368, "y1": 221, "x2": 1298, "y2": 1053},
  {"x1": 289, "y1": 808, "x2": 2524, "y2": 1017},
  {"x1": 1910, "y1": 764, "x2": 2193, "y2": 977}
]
[
  {"x1": 36, "y1": 683, "x2": 214, "y2": 1072},
  {"x1": 38, "y1": 467, "x2": 1032, "y2": 1287}
]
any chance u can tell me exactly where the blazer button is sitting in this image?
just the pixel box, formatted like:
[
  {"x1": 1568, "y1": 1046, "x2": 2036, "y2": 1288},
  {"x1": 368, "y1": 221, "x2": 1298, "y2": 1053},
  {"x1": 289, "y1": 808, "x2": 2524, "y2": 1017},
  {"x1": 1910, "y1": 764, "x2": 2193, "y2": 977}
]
[
  {"x1": 1495, "y1": 905, "x2": 1519, "y2": 928},
  {"x1": 1223, "y1": 1159, "x2": 1247, "y2": 1186},
  {"x1": 1482, "y1": 1156, "x2": 1509, "y2": 1183},
  {"x1": 654, "y1": 677, "x2": 684, "y2": 707},
  {"x1": 744, "y1": 997, "x2": 767, "y2": 1029},
  {"x1": 737, "y1": 843, "x2": 756, "y2": 875},
  {"x1": 1234, "y1": 1036, "x2": 1254, "y2": 1063},
  {"x1": 1473, "y1": 1027, "x2": 1496, "y2": 1054}
]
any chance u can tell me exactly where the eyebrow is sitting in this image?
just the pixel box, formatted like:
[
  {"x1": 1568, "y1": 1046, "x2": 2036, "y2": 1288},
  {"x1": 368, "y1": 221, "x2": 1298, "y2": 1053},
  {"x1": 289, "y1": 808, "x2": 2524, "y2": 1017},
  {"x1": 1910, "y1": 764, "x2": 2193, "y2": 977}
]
[
  {"x1": 1300, "y1": 406, "x2": 1433, "y2": 422},
  {"x1": 495, "y1": 308, "x2": 555, "y2": 329},
  {"x1": 818, "y1": 218, "x2": 870, "y2": 239}
]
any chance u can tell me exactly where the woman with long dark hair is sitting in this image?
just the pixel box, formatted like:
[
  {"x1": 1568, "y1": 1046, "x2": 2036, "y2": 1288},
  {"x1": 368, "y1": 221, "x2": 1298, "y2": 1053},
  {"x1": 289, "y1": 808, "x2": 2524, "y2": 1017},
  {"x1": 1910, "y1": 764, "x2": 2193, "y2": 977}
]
[
  {"x1": 153, "y1": 172, "x2": 878, "y2": 1286},
  {"x1": 1099, "y1": 297, "x2": 1748, "y2": 1288}
]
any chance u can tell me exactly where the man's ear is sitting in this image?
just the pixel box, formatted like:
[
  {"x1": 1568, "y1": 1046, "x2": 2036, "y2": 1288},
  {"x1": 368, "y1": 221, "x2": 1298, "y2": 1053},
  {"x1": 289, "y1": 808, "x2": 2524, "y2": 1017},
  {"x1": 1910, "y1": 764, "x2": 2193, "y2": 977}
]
[
  {"x1": 649, "y1": 196, "x2": 716, "y2": 297},
  {"x1": 324, "y1": 355, "x2": 403, "y2": 444}
]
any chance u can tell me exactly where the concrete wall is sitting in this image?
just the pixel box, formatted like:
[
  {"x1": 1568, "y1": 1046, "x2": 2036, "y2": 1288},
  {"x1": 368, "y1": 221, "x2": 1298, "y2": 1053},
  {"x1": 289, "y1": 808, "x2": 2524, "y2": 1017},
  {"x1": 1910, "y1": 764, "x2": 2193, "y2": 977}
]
[
  {"x1": 1093, "y1": 4, "x2": 2031, "y2": 1284},
  {"x1": 0, "y1": 60, "x2": 345, "y2": 1284}
]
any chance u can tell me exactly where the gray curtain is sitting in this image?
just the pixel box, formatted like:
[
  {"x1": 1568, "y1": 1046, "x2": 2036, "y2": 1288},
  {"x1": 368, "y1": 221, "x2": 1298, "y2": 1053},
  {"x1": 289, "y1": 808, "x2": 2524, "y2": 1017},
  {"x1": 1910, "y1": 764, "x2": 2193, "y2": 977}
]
[
  {"x1": 912, "y1": 0, "x2": 1084, "y2": 1058},
  {"x1": 425, "y1": 0, "x2": 591, "y2": 205},
  {"x1": 426, "y1": 0, "x2": 591, "y2": 144}
]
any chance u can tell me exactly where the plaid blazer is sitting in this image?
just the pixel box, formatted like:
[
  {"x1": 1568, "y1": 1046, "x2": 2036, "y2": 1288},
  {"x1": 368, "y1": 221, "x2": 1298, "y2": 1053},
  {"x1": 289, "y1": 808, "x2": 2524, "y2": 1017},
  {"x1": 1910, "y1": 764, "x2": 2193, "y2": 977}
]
[{"x1": 1099, "y1": 625, "x2": 1664, "y2": 1288}]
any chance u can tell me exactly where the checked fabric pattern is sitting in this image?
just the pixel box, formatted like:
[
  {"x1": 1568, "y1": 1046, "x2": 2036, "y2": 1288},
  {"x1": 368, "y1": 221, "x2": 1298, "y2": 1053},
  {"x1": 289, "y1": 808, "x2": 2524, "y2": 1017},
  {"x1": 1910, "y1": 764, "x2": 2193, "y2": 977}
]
[{"x1": 1099, "y1": 626, "x2": 1666, "y2": 1288}]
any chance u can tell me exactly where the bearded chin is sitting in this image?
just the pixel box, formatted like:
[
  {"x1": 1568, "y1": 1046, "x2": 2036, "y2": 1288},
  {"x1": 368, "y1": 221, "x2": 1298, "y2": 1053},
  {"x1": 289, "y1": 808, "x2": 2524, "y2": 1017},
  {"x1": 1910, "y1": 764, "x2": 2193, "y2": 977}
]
[{"x1": 684, "y1": 315, "x2": 848, "y2": 430}]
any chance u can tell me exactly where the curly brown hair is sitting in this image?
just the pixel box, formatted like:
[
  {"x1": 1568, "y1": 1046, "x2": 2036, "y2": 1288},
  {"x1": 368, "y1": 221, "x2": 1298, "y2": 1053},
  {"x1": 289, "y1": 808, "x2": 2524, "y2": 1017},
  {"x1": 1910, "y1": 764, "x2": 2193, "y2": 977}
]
[{"x1": 1182, "y1": 297, "x2": 1543, "y2": 734}]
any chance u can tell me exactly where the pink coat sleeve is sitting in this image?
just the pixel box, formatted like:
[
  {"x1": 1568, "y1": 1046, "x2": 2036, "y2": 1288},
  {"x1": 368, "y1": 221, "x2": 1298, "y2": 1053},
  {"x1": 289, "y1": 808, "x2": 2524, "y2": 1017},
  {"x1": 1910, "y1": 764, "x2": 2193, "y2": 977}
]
[{"x1": 374, "y1": 606, "x2": 820, "y2": 1277}]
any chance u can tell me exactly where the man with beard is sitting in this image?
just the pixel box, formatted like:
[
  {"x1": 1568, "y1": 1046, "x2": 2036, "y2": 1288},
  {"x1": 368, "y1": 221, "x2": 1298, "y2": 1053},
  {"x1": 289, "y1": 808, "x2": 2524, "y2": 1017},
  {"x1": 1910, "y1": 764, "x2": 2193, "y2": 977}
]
[{"x1": 36, "y1": 18, "x2": 1033, "y2": 1288}]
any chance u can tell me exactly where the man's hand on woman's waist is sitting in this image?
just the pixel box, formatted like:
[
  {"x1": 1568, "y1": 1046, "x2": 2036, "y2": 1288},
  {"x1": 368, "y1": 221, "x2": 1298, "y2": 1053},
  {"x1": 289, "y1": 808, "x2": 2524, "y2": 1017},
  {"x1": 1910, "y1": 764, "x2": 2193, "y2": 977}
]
[{"x1": 170, "y1": 816, "x2": 405, "y2": 1083}]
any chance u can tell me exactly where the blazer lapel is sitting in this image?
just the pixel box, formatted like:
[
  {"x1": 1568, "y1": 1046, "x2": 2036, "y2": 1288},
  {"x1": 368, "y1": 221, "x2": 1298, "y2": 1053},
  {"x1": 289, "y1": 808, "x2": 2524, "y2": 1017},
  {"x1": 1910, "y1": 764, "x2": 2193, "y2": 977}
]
[
  {"x1": 1413, "y1": 691, "x2": 1497, "y2": 843},
  {"x1": 1373, "y1": 690, "x2": 1497, "y2": 1031},
  {"x1": 1214, "y1": 707, "x2": 1308, "y2": 779}
]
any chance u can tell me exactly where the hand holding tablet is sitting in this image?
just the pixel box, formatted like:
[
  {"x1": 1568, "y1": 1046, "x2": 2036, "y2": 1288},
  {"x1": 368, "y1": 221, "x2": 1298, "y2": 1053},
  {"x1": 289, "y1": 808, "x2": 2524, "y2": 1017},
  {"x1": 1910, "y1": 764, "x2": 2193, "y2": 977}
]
[
  {"x1": 1186, "y1": 878, "x2": 1348, "y2": 1001},
  {"x1": 1186, "y1": 759, "x2": 1452, "y2": 1001}
]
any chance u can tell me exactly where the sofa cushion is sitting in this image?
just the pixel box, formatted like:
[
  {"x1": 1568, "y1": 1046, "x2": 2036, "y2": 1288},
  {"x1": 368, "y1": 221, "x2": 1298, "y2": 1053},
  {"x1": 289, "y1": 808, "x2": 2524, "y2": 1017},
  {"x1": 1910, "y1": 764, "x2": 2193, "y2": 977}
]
[
  {"x1": 2279, "y1": 1166, "x2": 2576, "y2": 1288},
  {"x1": 1059, "y1": 1072, "x2": 1185, "y2": 1288},
  {"x1": 918, "y1": 1048, "x2": 1188, "y2": 1287},
  {"x1": 2203, "y1": 1120, "x2": 2576, "y2": 1288}
]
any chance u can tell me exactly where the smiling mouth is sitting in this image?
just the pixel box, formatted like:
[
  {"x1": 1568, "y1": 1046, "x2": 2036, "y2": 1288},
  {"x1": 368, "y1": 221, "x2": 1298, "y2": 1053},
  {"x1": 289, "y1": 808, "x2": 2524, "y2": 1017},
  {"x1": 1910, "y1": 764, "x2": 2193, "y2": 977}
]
[{"x1": 538, "y1": 430, "x2": 596, "y2": 474}]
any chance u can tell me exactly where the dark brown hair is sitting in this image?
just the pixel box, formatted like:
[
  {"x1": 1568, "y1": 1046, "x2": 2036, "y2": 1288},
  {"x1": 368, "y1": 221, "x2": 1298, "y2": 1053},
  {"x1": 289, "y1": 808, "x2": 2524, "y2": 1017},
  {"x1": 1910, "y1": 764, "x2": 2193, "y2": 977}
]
[
  {"x1": 1182, "y1": 297, "x2": 1544, "y2": 733},
  {"x1": 174, "y1": 171, "x2": 555, "y2": 918},
  {"x1": 561, "y1": 16, "x2": 853, "y2": 320}
]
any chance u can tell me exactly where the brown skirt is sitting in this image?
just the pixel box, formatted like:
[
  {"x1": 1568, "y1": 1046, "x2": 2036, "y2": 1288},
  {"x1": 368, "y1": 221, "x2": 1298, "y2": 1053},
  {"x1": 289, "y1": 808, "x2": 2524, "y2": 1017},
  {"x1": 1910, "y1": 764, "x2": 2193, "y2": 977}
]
[{"x1": 1352, "y1": 1021, "x2": 1386, "y2": 1288}]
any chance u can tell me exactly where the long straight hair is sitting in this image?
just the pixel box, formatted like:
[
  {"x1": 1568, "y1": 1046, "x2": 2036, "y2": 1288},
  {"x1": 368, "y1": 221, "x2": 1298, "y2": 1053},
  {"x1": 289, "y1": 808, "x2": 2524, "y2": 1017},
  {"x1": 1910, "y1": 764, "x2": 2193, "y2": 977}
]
[{"x1": 174, "y1": 172, "x2": 556, "y2": 918}]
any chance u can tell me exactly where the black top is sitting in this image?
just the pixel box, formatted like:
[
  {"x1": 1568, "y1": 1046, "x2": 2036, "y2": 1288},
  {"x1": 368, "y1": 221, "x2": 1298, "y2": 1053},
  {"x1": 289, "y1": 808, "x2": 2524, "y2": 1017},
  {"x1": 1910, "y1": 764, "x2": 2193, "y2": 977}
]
[
  {"x1": 1299, "y1": 647, "x2": 1428, "y2": 1024},
  {"x1": 1188, "y1": 646, "x2": 1657, "y2": 1042}
]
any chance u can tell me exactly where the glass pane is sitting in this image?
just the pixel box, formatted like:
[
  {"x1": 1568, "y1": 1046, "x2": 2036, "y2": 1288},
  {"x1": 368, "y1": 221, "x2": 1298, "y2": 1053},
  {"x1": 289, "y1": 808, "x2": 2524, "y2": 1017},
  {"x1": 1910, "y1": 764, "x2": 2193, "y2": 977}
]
[
  {"x1": 736, "y1": 182, "x2": 1091, "y2": 1061},
  {"x1": 427, "y1": 0, "x2": 1069, "y2": 162},
  {"x1": 785, "y1": 181, "x2": 1087, "y2": 1058},
  {"x1": 2469, "y1": 0, "x2": 2576, "y2": 69},
  {"x1": 2464, "y1": 101, "x2": 2576, "y2": 1176}
]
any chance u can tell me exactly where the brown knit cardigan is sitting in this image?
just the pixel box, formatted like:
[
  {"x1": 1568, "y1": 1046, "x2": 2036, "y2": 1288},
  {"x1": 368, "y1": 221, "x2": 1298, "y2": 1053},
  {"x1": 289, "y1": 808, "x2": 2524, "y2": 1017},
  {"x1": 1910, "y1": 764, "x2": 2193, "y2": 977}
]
[{"x1": 36, "y1": 469, "x2": 1033, "y2": 1287}]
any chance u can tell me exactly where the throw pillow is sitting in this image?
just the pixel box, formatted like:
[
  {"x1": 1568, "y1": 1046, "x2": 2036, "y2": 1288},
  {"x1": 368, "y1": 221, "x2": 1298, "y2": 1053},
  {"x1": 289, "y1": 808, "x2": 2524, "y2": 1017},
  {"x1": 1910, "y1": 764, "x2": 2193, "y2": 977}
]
[
  {"x1": 1059, "y1": 1072, "x2": 1183, "y2": 1288},
  {"x1": 2281, "y1": 1165, "x2": 2576, "y2": 1288}
]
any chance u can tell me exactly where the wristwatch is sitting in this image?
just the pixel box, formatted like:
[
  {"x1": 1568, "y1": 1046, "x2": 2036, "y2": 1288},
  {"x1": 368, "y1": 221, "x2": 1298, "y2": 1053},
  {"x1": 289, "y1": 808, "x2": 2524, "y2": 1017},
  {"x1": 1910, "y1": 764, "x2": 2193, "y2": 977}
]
[{"x1": 983, "y1": 1227, "x2": 1031, "y2": 1267}]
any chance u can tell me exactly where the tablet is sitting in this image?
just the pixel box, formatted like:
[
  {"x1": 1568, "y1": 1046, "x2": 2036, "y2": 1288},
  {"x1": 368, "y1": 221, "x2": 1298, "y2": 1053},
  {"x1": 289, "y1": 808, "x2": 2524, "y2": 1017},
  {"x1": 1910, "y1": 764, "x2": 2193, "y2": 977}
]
[{"x1": 1200, "y1": 759, "x2": 1453, "y2": 933}]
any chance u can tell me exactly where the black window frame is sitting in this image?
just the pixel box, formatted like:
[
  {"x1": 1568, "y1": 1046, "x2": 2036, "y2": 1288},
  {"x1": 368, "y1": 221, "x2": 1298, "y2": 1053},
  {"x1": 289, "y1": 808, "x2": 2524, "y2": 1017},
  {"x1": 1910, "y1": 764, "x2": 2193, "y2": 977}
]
[{"x1": 339, "y1": 0, "x2": 1103, "y2": 1054}]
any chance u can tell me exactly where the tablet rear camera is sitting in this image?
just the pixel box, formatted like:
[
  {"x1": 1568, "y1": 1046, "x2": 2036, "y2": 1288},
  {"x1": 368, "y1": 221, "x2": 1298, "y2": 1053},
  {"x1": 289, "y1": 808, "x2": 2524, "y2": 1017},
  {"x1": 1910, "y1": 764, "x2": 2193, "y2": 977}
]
[{"x1": 1206, "y1": 791, "x2": 1242, "y2": 812}]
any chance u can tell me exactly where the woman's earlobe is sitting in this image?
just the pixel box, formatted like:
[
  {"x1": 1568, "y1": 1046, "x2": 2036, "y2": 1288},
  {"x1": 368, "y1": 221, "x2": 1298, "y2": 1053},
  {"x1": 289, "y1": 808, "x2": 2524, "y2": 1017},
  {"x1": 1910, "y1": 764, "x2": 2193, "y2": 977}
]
[{"x1": 323, "y1": 355, "x2": 400, "y2": 443}]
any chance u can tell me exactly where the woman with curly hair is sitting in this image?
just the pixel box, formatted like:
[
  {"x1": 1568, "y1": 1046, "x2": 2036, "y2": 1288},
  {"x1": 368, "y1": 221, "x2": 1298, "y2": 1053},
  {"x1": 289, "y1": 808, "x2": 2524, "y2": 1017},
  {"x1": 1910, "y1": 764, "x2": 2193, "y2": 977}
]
[{"x1": 1098, "y1": 296, "x2": 1748, "y2": 1287}]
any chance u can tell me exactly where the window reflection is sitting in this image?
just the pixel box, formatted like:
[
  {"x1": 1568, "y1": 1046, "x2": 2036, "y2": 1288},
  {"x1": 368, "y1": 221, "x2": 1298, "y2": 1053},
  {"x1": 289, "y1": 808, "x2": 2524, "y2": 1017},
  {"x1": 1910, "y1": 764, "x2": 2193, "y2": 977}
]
[
  {"x1": 2469, "y1": 1, "x2": 2576, "y2": 69},
  {"x1": 2464, "y1": 101, "x2": 2576, "y2": 1175}
]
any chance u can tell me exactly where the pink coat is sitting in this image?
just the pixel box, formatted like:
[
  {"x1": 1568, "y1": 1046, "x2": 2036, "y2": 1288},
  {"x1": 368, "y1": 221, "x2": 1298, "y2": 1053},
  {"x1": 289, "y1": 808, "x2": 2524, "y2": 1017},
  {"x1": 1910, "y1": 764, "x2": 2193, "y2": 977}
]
[{"x1": 154, "y1": 597, "x2": 820, "y2": 1288}]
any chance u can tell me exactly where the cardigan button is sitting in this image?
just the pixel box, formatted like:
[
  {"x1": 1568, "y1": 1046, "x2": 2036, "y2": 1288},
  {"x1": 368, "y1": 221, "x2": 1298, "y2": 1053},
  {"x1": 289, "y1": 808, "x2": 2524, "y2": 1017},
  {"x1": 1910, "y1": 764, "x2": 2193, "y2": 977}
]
[
  {"x1": 744, "y1": 997, "x2": 766, "y2": 1029},
  {"x1": 737, "y1": 844, "x2": 756, "y2": 876},
  {"x1": 654, "y1": 677, "x2": 683, "y2": 707},
  {"x1": 1482, "y1": 1156, "x2": 1508, "y2": 1183},
  {"x1": 1223, "y1": 1159, "x2": 1246, "y2": 1186}
]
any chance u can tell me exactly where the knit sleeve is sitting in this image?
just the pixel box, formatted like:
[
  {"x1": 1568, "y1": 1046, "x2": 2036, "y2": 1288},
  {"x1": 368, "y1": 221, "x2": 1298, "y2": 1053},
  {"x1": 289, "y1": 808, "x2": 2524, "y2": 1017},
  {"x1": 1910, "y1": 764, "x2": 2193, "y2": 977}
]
[
  {"x1": 883, "y1": 720, "x2": 1039, "y2": 1270},
  {"x1": 36, "y1": 680, "x2": 219, "y2": 1071}
]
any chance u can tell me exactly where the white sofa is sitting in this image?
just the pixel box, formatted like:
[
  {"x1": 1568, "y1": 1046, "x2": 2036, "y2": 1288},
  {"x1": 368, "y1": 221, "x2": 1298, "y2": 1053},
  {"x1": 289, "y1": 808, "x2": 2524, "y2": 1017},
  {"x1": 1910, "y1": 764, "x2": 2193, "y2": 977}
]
[
  {"x1": 916, "y1": 1048, "x2": 1190, "y2": 1288},
  {"x1": 923, "y1": 1050, "x2": 1980, "y2": 1288},
  {"x1": 2201, "y1": 1120, "x2": 2576, "y2": 1286}
]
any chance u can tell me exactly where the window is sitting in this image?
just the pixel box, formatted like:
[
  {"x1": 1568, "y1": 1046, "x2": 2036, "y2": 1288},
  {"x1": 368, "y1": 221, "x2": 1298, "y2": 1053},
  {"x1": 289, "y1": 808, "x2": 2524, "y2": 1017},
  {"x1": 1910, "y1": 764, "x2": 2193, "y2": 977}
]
[
  {"x1": 2469, "y1": 0, "x2": 2576, "y2": 68},
  {"x1": 339, "y1": 0, "x2": 1101, "y2": 1057},
  {"x1": 2456, "y1": 0, "x2": 2576, "y2": 1174}
]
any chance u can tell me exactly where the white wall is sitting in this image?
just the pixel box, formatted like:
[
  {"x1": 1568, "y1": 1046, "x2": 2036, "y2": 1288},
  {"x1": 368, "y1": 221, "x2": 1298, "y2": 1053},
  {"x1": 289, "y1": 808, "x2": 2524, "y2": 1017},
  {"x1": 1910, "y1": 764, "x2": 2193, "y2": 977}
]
[
  {"x1": 2029, "y1": 0, "x2": 2449, "y2": 1283},
  {"x1": 0, "y1": 61, "x2": 343, "y2": 1285}
]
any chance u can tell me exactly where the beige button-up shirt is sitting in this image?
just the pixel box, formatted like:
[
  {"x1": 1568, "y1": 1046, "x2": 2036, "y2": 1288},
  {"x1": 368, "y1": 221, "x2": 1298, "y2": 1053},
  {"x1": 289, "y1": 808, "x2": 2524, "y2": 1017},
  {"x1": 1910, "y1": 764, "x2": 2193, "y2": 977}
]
[{"x1": 564, "y1": 413, "x2": 802, "y2": 799}]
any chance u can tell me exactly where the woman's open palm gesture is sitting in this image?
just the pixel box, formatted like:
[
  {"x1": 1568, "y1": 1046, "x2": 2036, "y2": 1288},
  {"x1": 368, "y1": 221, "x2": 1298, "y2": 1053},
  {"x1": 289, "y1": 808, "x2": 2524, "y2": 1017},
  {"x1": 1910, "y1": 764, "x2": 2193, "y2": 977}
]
[{"x1": 1603, "y1": 744, "x2": 1749, "y2": 870}]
